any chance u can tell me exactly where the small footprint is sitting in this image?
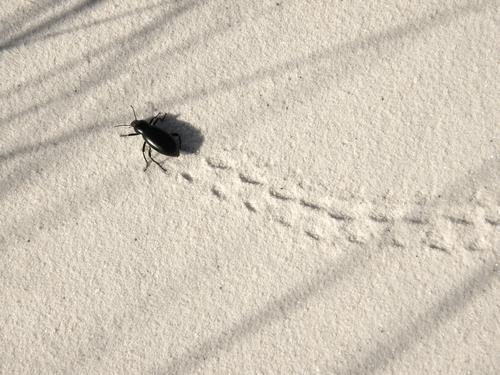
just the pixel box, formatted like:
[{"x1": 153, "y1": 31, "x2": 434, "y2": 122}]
[
  {"x1": 206, "y1": 157, "x2": 231, "y2": 170},
  {"x1": 328, "y1": 210, "x2": 353, "y2": 222},
  {"x1": 446, "y1": 216, "x2": 472, "y2": 226},
  {"x1": 428, "y1": 243, "x2": 451, "y2": 254},
  {"x1": 390, "y1": 237, "x2": 405, "y2": 248},
  {"x1": 300, "y1": 199, "x2": 323, "y2": 211},
  {"x1": 180, "y1": 172, "x2": 193, "y2": 183},
  {"x1": 304, "y1": 230, "x2": 321, "y2": 241},
  {"x1": 403, "y1": 215, "x2": 429, "y2": 225},
  {"x1": 485, "y1": 216, "x2": 500, "y2": 227},
  {"x1": 347, "y1": 234, "x2": 366, "y2": 245},
  {"x1": 274, "y1": 216, "x2": 292, "y2": 228},
  {"x1": 211, "y1": 186, "x2": 226, "y2": 200},
  {"x1": 269, "y1": 188, "x2": 295, "y2": 201},
  {"x1": 239, "y1": 173, "x2": 264, "y2": 186},
  {"x1": 244, "y1": 201, "x2": 257, "y2": 213},
  {"x1": 369, "y1": 213, "x2": 391, "y2": 223}
]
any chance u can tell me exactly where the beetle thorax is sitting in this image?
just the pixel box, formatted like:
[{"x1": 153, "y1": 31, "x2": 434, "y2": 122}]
[{"x1": 132, "y1": 120, "x2": 149, "y2": 134}]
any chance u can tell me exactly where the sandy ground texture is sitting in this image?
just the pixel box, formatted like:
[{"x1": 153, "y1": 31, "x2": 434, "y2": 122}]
[{"x1": 1, "y1": 0, "x2": 499, "y2": 374}]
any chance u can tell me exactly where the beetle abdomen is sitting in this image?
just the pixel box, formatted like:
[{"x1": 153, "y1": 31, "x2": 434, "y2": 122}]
[{"x1": 142, "y1": 127, "x2": 180, "y2": 157}]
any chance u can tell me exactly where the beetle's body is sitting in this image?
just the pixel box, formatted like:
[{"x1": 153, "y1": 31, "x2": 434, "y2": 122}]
[
  {"x1": 133, "y1": 120, "x2": 180, "y2": 157},
  {"x1": 116, "y1": 107, "x2": 181, "y2": 171}
]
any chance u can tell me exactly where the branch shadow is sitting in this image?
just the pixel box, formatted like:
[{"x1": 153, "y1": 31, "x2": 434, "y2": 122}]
[
  {"x1": 6, "y1": 1, "x2": 172, "y2": 46},
  {"x1": 334, "y1": 263, "x2": 499, "y2": 374},
  {"x1": 162, "y1": 249, "x2": 364, "y2": 374},
  {"x1": 0, "y1": 0, "x2": 66, "y2": 35},
  {"x1": 161, "y1": 0, "x2": 493, "y2": 109},
  {"x1": 0, "y1": 0, "x2": 105, "y2": 51},
  {"x1": 0, "y1": 0, "x2": 202, "y2": 120}
]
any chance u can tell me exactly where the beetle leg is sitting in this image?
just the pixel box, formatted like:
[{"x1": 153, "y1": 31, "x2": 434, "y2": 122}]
[
  {"x1": 120, "y1": 132, "x2": 140, "y2": 137},
  {"x1": 142, "y1": 142, "x2": 150, "y2": 171},
  {"x1": 150, "y1": 112, "x2": 163, "y2": 127},
  {"x1": 150, "y1": 112, "x2": 160, "y2": 125},
  {"x1": 148, "y1": 147, "x2": 167, "y2": 172},
  {"x1": 150, "y1": 112, "x2": 167, "y2": 127}
]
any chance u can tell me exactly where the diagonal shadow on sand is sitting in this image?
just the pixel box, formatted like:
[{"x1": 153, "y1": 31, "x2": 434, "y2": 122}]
[
  {"x1": 162, "y1": 262, "x2": 498, "y2": 374},
  {"x1": 160, "y1": 0, "x2": 495, "y2": 109},
  {"x1": 0, "y1": 0, "x2": 66, "y2": 36},
  {"x1": 161, "y1": 248, "x2": 364, "y2": 374},
  {"x1": 3, "y1": 1, "x2": 173, "y2": 47},
  {"x1": 0, "y1": 0, "x2": 203, "y2": 121},
  {"x1": 332, "y1": 262, "x2": 499, "y2": 374},
  {"x1": 0, "y1": 0, "x2": 105, "y2": 51}
]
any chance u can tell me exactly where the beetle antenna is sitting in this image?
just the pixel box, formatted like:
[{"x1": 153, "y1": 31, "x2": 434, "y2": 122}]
[
  {"x1": 114, "y1": 124, "x2": 130, "y2": 127},
  {"x1": 130, "y1": 105, "x2": 137, "y2": 120}
]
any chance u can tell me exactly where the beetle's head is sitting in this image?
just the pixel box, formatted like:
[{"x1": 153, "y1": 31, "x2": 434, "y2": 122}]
[{"x1": 131, "y1": 119, "x2": 149, "y2": 133}]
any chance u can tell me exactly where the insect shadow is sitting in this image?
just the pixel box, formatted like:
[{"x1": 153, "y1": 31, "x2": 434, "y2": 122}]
[{"x1": 150, "y1": 113, "x2": 204, "y2": 154}]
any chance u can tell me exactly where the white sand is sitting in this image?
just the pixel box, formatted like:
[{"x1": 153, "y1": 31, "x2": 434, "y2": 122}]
[{"x1": 1, "y1": 0, "x2": 499, "y2": 373}]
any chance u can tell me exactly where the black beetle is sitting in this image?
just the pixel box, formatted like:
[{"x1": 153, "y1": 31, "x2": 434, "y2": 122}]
[{"x1": 115, "y1": 106, "x2": 181, "y2": 171}]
